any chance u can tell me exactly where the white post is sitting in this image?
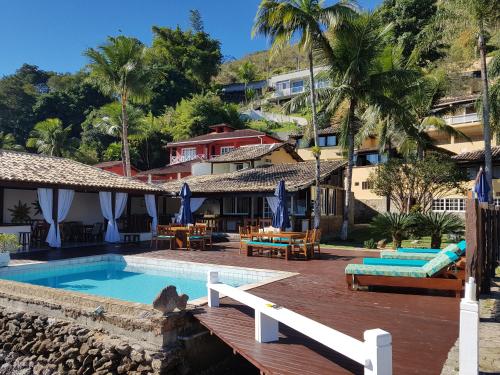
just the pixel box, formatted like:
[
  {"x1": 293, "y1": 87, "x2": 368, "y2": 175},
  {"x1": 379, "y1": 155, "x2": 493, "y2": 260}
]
[
  {"x1": 364, "y1": 329, "x2": 392, "y2": 375},
  {"x1": 459, "y1": 277, "x2": 479, "y2": 375},
  {"x1": 255, "y1": 310, "x2": 279, "y2": 343},
  {"x1": 207, "y1": 271, "x2": 220, "y2": 308}
]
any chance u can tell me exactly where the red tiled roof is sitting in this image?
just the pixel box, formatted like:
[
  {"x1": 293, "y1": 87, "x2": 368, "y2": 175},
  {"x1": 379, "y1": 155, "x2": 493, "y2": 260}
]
[
  {"x1": 93, "y1": 160, "x2": 139, "y2": 171},
  {"x1": 137, "y1": 160, "x2": 195, "y2": 176},
  {"x1": 167, "y1": 128, "x2": 280, "y2": 147},
  {"x1": 452, "y1": 147, "x2": 500, "y2": 162}
]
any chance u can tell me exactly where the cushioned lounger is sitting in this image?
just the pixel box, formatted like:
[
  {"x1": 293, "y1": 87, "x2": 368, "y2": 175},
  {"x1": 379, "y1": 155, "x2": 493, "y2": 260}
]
[
  {"x1": 363, "y1": 258, "x2": 428, "y2": 267},
  {"x1": 380, "y1": 241, "x2": 466, "y2": 260},
  {"x1": 397, "y1": 240, "x2": 466, "y2": 254}
]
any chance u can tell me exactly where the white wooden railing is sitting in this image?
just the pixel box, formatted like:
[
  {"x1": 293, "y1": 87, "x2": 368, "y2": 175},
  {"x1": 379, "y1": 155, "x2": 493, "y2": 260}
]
[
  {"x1": 443, "y1": 113, "x2": 480, "y2": 125},
  {"x1": 207, "y1": 271, "x2": 392, "y2": 375},
  {"x1": 170, "y1": 154, "x2": 207, "y2": 164}
]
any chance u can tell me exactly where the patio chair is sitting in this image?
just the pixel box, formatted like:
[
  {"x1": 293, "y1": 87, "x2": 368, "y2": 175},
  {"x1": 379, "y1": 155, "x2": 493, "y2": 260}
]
[
  {"x1": 396, "y1": 240, "x2": 465, "y2": 254},
  {"x1": 85, "y1": 223, "x2": 103, "y2": 242},
  {"x1": 345, "y1": 250, "x2": 464, "y2": 297},
  {"x1": 380, "y1": 241, "x2": 466, "y2": 261},
  {"x1": 239, "y1": 225, "x2": 255, "y2": 254},
  {"x1": 187, "y1": 226, "x2": 206, "y2": 251},
  {"x1": 311, "y1": 229, "x2": 321, "y2": 258},
  {"x1": 291, "y1": 230, "x2": 312, "y2": 260},
  {"x1": 196, "y1": 223, "x2": 213, "y2": 250},
  {"x1": 153, "y1": 225, "x2": 175, "y2": 250}
]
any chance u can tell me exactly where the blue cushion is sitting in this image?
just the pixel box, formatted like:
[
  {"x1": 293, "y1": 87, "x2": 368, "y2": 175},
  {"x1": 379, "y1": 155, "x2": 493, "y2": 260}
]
[
  {"x1": 189, "y1": 236, "x2": 205, "y2": 239},
  {"x1": 398, "y1": 248, "x2": 441, "y2": 254},
  {"x1": 247, "y1": 241, "x2": 289, "y2": 247},
  {"x1": 157, "y1": 235, "x2": 174, "y2": 239},
  {"x1": 457, "y1": 240, "x2": 466, "y2": 252},
  {"x1": 363, "y1": 258, "x2": 428, "y2": 267}
]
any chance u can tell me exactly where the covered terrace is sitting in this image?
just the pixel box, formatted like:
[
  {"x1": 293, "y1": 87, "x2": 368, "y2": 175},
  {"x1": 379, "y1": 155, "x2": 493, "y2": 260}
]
[{"x1": 0, "y1": 150, "x2": 165, "y2": 250}]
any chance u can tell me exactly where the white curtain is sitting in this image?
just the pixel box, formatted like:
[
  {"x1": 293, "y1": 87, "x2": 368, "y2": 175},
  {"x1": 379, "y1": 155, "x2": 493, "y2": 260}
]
[
  {"x1": 37, "y1": 188, "x2": 56, "y2": 247},
  {"x1": 190, "y1": 198, "x2": 206, "y2": 213},
  {"x1": 37, "y1": 188, "x2": 74, "y2": 248},
  {"x1": 145, "y1": 194, "x2": 158, "y2": 234},
  {"x1": 99, "y1": 192, "x2": 128, "y2": 243},
  {"x1": 266, "y1": 196, "x2": 279, "y2": 214}
]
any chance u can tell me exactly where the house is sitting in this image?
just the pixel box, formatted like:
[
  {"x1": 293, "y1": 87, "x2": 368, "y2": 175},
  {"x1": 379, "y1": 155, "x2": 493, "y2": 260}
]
[
  {"x1": 139, "y1": 124, "x2": 281, "y2": 181},
  {"x1": 220, "y1": 80, "x2": 267, "y2": 103},
  {"x1": 0, "y1": 150, "x2": 163, "y2": 248},
  {"x1": 161, "y1": 160, "x2": 347, "y2": 233},
  {"x1": 135, "y1": 160, "x2": 196, "y2": 182},
  {"x1": 192, "y1": 143, "x2": 303, "y2": 176},
  {"x1": 93, "y1": 160, "x2": 139, "y2": 177}
]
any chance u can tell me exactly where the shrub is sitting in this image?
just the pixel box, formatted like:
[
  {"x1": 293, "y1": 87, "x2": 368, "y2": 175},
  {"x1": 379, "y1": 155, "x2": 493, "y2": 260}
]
[
  {"x1": 416, "y1": 211, "x2": 464, "y2": 248},
  {"x1": 363, "y1": 239, "x2": 377, "y2": 249},
  {"x1": 0, "y1": 234, "x2": 19, "y2": 253},
  {"x1": 370, "y1": 213, "x2": 414, "y2": 249}
]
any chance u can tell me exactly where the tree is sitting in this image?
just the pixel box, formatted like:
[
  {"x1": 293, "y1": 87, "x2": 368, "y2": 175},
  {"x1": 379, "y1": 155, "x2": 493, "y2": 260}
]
[
  {"x1": 84, "y1": 36, "x2": 149, "y2": 176},
  {"x1": 237, "y1": 61, "x2": 258, "y2": 104},
  {"x1": 370, "y1": 212, "x2": 414, "y2": 249},
  {"x1": 368, "y1": 154, "x2": 467, "y2": 213},
  {"x1": 253, "y1": 0, "x2": 354, "y2": 229},
  {"x1": 288, "y1": 13, "x2": 417, "y2": 238},
  {"x1": 0, "y1": 132, "x2": 23, "y2": 151},
  {"x1": 189, "y1": 9, "x2": 204, "y2": 33},
  {"x1": 166, "y1": 92, "x2": 244, "y2": 140},
  {"x1": 150, "y1": 26, "x2": 222, "y2": 89},
  {"x1": 26, "y1": 118, "x2": 76, "y2": 157}
]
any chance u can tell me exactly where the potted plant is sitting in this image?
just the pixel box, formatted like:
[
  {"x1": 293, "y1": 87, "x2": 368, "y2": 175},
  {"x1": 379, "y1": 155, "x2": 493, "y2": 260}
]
[
  {"x1": 8, "y1": 200, "x2": 31, "y2": 223},
  {"x1": 0, "y1": 234, "x2": 19, "y2": 266}
]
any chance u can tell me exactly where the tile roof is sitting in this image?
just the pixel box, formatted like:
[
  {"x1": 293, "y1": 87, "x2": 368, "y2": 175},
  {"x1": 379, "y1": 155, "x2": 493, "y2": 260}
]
[
  {"x1": 434, "y1": 94, "x2": 480, "y2": 108},
  {"x1": 136, "y1": 159, "x2": 195, "y2": 176},
  {"x1": 452, "y1": 147, "x2": 500, "y2": 162},
  {"x1": 167, "y1": 128, "x2": 279, "y2": 146},
  {"x1": 208, "y1": 143, "x2": 302, "y2": 163},
  {"x1": 0, "y1": 150, "x2": 162, "y2": 193},
  {"x1": 161, "y1": 160, "x2": 346, "y2": 194}
]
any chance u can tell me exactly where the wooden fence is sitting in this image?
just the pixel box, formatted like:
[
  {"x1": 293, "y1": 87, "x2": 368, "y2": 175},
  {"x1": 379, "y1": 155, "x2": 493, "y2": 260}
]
[{"x1": 465, "y1": 195, "x2": 500, "y2": 294}]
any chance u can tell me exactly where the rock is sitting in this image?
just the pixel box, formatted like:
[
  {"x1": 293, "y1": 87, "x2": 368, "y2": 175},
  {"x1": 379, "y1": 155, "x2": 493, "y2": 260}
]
[
  {"x1": 79, "y1": 343, "x2": 90, "y2": 356},
  {"x1": 152, "y1": 285, "x2": 188, "y2": 313},
  {"x1": 114, "y1": 343, "x2": 131, "y2": 356},
  {"x1": 130, "y1": 350, "x2": 144, "y2": 363}
]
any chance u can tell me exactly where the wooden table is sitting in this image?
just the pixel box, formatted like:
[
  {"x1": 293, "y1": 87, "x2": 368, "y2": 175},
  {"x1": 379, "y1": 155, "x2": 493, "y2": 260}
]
[
  {"x1": 247, "y1": 232, "x2": 306, "y2": 260},
  {"x1": 169, "y1": 226, "x2": 190, "y2": 249}
]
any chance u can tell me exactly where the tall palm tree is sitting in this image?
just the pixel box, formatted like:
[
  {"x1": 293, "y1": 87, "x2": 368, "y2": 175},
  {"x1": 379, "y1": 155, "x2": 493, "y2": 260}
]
[
  {"x1": 26, "y1": 118, "x2": 75, "y2": 157},
  {"x1": 252, "y1": 0, "x2": 355, "y2": 229},
  {"x1": 238, "y1": 61, "x2": 258, "y2": 104},
  {"x1": 445, "y1": 0, "x2": 500, "y2": 202},
  {"x1": 84, "y1": 36, "x2": 149, "y2": 177},
  {"x1": 289, "y1": 13, "x2": 418, "y2": 239}
]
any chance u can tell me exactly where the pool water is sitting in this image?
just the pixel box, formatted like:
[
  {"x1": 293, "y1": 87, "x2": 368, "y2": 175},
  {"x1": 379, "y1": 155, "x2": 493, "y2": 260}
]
[{"x1": 1, "y1": 261, "x2": 245, "y2": 304}]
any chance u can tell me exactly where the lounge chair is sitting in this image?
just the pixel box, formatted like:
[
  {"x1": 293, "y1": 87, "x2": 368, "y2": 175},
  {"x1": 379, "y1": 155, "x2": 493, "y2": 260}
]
[
  {"x1": 397, "y1": 240, "x2": 466, "y2": 254},
  {"x1": 380, "y1": 241, "x2": 466, "y2": 261},
  {"x1": 345, "y1": 250, "x2": 464, "y2": 297}
]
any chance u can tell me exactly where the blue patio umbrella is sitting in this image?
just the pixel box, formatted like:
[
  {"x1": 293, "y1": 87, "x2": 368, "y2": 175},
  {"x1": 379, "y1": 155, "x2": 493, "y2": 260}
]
[
  {"x1": 272, "y1": 180, "x2": 291, "y2": 231},
  {"x1": 177, "y1": 183, "x2": 193, "y2": 225},
  {"x1": 473, "y1": 167, "x2": 490, "y2": 203}
]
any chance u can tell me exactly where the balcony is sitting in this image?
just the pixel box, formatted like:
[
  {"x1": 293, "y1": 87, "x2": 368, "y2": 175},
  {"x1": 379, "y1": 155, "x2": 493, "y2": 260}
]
[
  {"x1": 443, "y1": 113, "x2": 480, "y2": 125},
  {"x1": 170, "y1": 154, "x2": 207, "y2": 164}
]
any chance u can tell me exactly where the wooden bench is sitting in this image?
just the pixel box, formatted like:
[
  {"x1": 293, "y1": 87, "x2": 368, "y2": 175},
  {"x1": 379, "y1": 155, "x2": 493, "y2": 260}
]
[{"x1": 246, "y1": 241, "x2": 291, "y2": 260}]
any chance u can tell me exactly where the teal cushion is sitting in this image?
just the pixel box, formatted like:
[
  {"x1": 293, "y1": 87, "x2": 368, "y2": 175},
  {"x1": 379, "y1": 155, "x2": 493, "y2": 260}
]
[
  {"x1": 421, "y1": 251, "x2": 458, "y2": 276},
  {"x1": 363, "y1": 258, "x2": 427, "y2": 267},
  {"x1": 157, "y1": 235, "x2": 174, "y2": 239},
  {"x1": 189, "y1": 236, "x2": 205, "y2": 239},
  {"x1": 247, "y1": 241, "x2": 289, "y2": 247},
  {"x1": 380, "y1": 251, "x2": 438, "y2": 261},
  {"x1": 398, "y1": 247, "x2": 441, "y2": 254},
  {"x1": 345, "y1": 264, "x2": 427, "y2": 278},
  {"x1": 457, "y1": 240, "x2": 466, "y2": 253}
]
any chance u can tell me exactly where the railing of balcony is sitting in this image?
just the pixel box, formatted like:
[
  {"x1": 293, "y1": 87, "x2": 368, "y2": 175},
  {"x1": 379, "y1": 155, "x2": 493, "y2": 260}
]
[
  {"x1": 443, "y1": 113, "x2": 480, "y2": 125},
  {"x1": 170, "y1": 154, "x2": 207, "y2": 164}
]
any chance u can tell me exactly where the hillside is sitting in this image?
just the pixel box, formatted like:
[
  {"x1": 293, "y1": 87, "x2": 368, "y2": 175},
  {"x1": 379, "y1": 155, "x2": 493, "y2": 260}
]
[{"x1": 214, "y1": 45, "x2": 308, "y2": 85}]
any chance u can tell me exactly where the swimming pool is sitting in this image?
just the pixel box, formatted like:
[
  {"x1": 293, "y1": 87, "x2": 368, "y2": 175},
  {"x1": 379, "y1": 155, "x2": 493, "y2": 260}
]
[{"x1": 0, "y1": 255, "x2": 294, "y2": 305}]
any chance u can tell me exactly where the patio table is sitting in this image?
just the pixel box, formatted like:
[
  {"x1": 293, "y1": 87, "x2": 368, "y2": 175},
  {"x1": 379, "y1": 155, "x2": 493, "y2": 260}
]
[
  {"x1": 247, "y1": 232, "x2": 306, "y2": 260},
  {"x1": 168, "y1": 226, "x2": 190, "y2": 249}
]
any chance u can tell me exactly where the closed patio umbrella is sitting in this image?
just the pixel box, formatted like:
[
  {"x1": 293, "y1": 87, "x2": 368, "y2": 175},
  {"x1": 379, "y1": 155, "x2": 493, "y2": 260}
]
[
  {"x1": 177, "y1": 183, "x2": 193, "y2": 225},
  {"x1": 272, "y1": 180, "x2": 291, "y2": 231},
  {"x1": 473, "y1": 167, "x2": 490, "y2": 203}
]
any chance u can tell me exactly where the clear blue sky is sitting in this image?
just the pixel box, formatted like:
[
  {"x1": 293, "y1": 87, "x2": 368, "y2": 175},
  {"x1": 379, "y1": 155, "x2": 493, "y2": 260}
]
[{"x1": 0, "y1": 0, "x2": 381, "y2": 76}]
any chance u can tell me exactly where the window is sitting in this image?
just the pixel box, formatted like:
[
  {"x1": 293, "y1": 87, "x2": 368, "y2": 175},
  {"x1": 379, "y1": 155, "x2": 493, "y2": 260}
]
[
  {"x1": 432, "y1": 198, "x2": 465, "y2": 212},
  {"x1": 316, "y1": 79, "x2": 329, "y2": 89},
  {"x1": 220, "y1": 146, "x2": 234, "y2": 155},
  {"x1": 235, "y1": 163, "x2": 244, "y2": 171},
  {"x1": 320, "y1": 188, "x2": 337, "y2": 216},
  {"x1": 276, "y1": 80, "x2": 289, "y2": 92},
  {"x1": 223, "y1": 197, "x2": 250, "y2": 214},
  {"x1": 318, "y1": 135, "x2": 337, "y2": 147},
  {"x1": 181, "y1": 147, "x2": 196, "y2": 160},
  {"x1": 361, "y1": 181, "x2": 374, "y2": 190},
  {"x1": 291, "y1": 80, "x2": 304, "y2": 93}
]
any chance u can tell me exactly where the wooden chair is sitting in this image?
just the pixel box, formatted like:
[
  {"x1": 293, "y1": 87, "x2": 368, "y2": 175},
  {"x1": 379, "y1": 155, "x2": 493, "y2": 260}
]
[
  {"x1": 196, "y1": 223, "x2": 213, "y2": 250},
  {"x1": 312, "y1": 229, "x2": 321, "y2": 258},
  {"x1": 187, "y1": 226, "x2": 206, "y2": 251},
  {"x1": 259, "y1": 218, "x2": 272, "y2": 228},
  {"x1": 291, "y1": 230, "x2": 311, "y2": 260},
  {"x1": 153, "y1": 225, "x2": 175, "y2": 250},
  {"x1": 244, "y1": 218, "x2": 258, "y2": 227},
  {"x1": 239, "y1": 226, "x2": 251, "y2": 254}
]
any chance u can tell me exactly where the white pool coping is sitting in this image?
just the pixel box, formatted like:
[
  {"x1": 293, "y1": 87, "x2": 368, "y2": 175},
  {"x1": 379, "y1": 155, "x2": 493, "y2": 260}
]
[{"x1": 0, "y1": 254, "x2": 298, "y2": 308}]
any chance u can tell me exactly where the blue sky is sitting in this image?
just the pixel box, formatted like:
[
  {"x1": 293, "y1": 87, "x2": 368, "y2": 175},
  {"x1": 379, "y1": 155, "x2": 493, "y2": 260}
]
[{"x1": 0, "y1": 0, "x2": 381, "y2": 76}]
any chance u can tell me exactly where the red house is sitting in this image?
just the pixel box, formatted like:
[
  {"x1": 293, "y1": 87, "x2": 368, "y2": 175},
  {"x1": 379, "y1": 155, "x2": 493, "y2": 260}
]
[
  {"x1": 93, "y1": 161, "x2": 139, "y2": 177},
  {"x1": 137, "y1": 124, "x2": 281, "y2": 181}
]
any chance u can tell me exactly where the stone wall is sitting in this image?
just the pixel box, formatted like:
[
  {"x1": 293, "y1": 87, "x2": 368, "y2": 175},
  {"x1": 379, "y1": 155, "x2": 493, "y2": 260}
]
[{"x1": 0, "y1": 307, "x2": 183, "y2": 375}]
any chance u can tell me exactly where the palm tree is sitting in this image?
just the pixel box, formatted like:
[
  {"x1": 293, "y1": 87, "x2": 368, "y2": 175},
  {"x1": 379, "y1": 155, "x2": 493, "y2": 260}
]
[
  {"x1": 237, "y1": 61, "x2": 258, "y2": 104},
  {"x1": 416, "y1": 211, "x2": 464, "y2": 249},
  {"x1": 84, "y1": 36, "x2": 149, "y2": 177},
  {"x1": 489, "y1": 53, "x2": 500, "y2": 138},
  {"x1": 370, "y1": 212, "x2": 414, "y2": 249},
  {"x1": 0, "y1": 132, "x2": 23, "y2": 151},
  {"x1": 288, "y1": 13, "x2": 418, "y2": 239},
  {"x1": 252, "y1": 0, "x2": 355, "y2": 229},
  {"x1": 26, "y1": 118, "x2": 75, "y2": 157}
]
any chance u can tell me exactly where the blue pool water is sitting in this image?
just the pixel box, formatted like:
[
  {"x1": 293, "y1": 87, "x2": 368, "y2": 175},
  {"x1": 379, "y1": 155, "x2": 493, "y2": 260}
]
[{"x1": 1, "y1": 261, "x2": 244, "y2": 304}]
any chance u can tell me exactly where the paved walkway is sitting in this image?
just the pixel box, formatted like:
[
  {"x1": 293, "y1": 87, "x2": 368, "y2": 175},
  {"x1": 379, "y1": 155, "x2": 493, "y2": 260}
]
[{"x1": 441, "y1": 277, "x2": 500, "y2": 375}]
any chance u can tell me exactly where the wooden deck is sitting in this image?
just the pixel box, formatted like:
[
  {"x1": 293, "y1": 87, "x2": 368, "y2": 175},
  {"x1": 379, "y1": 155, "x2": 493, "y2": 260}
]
[{"x1": 12, "y1": 242, "x2": 460, "y2": 375}]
